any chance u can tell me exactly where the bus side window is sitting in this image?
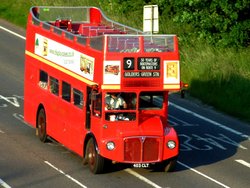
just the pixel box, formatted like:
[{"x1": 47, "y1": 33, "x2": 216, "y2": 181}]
[
  {"x1": 49, "y1": 76, "x2": 59, "y2": 96},
  {"x1": 39, "y1": 70, "x2": 48, "y2": 89},
  {"x1": 62, "y1": 81, "x2": 71, "y2": 102},
  {"x1": 73, "y1": 88, "x2": 83, "y2": 109}
]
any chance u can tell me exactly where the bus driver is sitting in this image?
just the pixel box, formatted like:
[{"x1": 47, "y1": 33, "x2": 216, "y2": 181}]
[{"x1": 105, "y1": 93, "x2": 127, "y2": 110}]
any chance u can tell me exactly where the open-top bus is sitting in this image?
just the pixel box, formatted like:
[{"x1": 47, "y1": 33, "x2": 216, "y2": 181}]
[{"x1": 24, "y1": 6, "x2": 181, "y2": 174}]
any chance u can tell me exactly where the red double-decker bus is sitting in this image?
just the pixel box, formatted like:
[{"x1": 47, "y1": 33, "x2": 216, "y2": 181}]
[{"x1": 24, "y1": 6, "x2": 181, "y2": 174}]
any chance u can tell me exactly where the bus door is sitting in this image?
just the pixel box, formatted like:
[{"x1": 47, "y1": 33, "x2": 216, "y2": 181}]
[
  {"x1": 86, "y1": 86, "x2": 92, "y2": 129},
  {"x1": 89, "y1": 87, "x2": 102, "y2": 134}
]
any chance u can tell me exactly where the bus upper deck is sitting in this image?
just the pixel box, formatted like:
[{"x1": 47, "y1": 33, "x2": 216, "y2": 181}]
[
  {"x1": 30, "y1": 6, "x2": 176, "y2": 53},
  {"x1": 26, "y1": 6, "x2": 180, "y2": 91}
]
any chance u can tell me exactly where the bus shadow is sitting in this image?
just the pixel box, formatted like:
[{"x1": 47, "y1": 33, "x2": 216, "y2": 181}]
[{"x1": 168, "y1": 87, "x2": 250, "y2": 172}]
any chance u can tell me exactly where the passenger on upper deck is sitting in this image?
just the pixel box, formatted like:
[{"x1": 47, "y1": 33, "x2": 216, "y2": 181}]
[{"x1": 105, "y1": 93, "x2": 127, "y2": 110}]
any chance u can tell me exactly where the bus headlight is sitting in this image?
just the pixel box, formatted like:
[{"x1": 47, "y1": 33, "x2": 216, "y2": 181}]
[
  {"x1": 106, "y1": 141, "x2": 115, "y2": 150},
  {"x1": 167, "y1": 140, "x2": 176, "y2": 149}
]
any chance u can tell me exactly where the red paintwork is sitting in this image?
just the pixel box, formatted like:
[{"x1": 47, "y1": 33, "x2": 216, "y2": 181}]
[{"x1": 24, "y1": 6, "x2": 180, "y2": 164}]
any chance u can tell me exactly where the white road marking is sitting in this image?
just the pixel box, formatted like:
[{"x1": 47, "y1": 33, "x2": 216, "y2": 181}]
[
  {"x1": 169, "y1": 102, "x2": 250, "y2": 141},
  {"x1": 235, "y1": 159, "x2": 250, "y2": 168},
  {"x1": 12, "y1": 113, "x2": 33, "y2": 128},
  {"x1": 0, "y1": 26, "x2": 26, "y2": 40},
  {"x1": 124, "y1": 169, "x2": 163, "y2": 188},
  {"x1": 0, "y1": 104, "x2": 8, "y2": 108},
  {"x1": 44, "y1": 161, "x2": 87, "y2": 188},
  {"x1": 0, "y1": 95, "x2": 20, "y2": 107},
  {"x1": 12, "y1": 95, "x2": 24, "y2": 100},
  {"x1": 0, "y1": 129, "x2": 4, "y2": 133},
  {"x1": 177, "y1": 161, "x2": 231, "y2": 188},
  {"x1": 169, "y1": 114, "x2": 199, "y2": 126},
  {"x1": 0, "y1": 178, "x2": 11, "y2": 188}
]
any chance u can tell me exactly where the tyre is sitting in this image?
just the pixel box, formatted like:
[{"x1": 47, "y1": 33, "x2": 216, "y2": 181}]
[
  {"x1": 85, "y1": 138, "x2": 105, "y2": 174},
  {"x1": 37, "y1": 108, "x2": 47, "y2": 142},
  {"x1": 153, "y1": 157, "x2": 177, "y2": 172}
]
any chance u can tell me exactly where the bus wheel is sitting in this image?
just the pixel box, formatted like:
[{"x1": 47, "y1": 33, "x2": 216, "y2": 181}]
[
  {"x1": 153, "y1": 157, "x2": 177, "y2": 172},
  {"x1": 37, "y1": 108, "x2": 47, "y2": 142},
  {"x1": 86, "y1": 138, "x2": 105, "y2": 174}
]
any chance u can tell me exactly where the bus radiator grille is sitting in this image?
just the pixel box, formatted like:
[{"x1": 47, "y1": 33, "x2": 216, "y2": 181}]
[{"x1": 124, "y1": 137, "x2": 160, "y2": 162}]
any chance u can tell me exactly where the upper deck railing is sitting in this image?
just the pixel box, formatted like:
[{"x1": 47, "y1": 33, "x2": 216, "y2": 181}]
[{"x1": 30, "y1": 6, "x2": 176, "y2": 53}]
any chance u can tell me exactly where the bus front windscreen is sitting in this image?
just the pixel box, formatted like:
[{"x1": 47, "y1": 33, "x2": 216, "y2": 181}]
[{"x1": 139, "y1": 91, "x2": 163, "y2": 110}]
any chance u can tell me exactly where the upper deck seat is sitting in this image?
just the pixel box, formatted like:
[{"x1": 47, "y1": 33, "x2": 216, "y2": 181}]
[
  {"x1": 78, "y1": 25, "x2": 109, "y2": 36},
  {"x1": 55, "y1": 19, "x2": 72, "y2": 32}
]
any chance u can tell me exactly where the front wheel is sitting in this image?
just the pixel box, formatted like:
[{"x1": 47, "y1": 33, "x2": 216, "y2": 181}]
[
  {"x1": 37, "y1": 108, "x2": 47, "y2": 142},
  {"x1": 85, "y1": 138, "x2": 106, "y2": 174}
]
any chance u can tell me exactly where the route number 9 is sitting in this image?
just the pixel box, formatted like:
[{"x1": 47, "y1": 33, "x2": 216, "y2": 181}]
[{"x1": 123, "y1": 58, "x2": 134, "y2": 70}]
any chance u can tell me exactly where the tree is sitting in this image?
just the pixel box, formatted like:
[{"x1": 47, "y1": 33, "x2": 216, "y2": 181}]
[{"x1": 165, "y1": 0, "x2": 250, "y2": 47}]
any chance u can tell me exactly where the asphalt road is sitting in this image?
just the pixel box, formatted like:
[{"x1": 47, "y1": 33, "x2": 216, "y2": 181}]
[{"x1": 0, "y1": 19, "x2": 250, "y2": 188}]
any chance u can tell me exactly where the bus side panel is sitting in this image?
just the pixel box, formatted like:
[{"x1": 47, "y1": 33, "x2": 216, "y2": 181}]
[
  {"x1": 69, "y1": 102, "x2": 86, "y2": 156},
  {"x1": 24, "y1": 56, "x2": 39, "y2": 128},
  {"x1": 54, "y1": 99, "x2": 71, "y2": 148},
  {"x1": 45, "y1": 93, "x2": 62, "y2": 141},
  {"x1": 90, "y1": 116, "x2": 102, "y2": 148}
]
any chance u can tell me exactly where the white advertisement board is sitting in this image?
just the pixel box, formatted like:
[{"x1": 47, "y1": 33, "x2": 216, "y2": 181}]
[{"x1": 34, "y1": 33, "x2": 95, "y2": 81}]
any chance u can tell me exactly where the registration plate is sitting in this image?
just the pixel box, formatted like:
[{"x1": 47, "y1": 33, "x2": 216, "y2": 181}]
[{"x1": 133, "y1": 163, "x2": 149, "y2": 168}]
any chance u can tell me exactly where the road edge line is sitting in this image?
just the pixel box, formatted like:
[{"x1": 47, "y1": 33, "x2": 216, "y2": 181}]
[
  {"x1": 124, "y1": 168, "x2": 163, "y2": 188},
  {"x1": 0, "y1": 26, "x2": 26, "y2": 40},
  {"x1": 169, "y1": 102, "x2": 250, "y2": 141},
  {"x1": 177, "y1": 161, "x2": 230, "y2": 188},
  {"x1": 0, "y1": 178, "x2": 11, "y2": 188}
]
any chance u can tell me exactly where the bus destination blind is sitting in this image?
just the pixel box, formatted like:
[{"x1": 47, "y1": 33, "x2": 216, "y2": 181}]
[{"x1": 123, "y1": 57, "x2": 160, "y2": 78}]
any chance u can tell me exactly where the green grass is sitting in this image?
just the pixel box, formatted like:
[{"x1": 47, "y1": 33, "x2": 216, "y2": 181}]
[
  {"x1": 1, "y1": 0, "x2": 250, "y2": 122},
  {"x1": 182, "y1": 45, "x2": 250, "y2": 122},
  {"x1": 0, "y1": 0, "x2": 100, "y2": 27},
  {"x1": 0, "y1": 0, "x2": 30, "y2": 27}
]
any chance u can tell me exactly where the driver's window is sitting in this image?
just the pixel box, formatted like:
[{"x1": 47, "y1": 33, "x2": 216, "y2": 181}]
[
  {"x1": 105, "y1": 92, "x2": 127, "y2": 110},
  {"x1": 104, "y1": 92, "x2": 137, "y2": 122},
  {"x1": 105, "y1": 92, "x2": 136, "y2": 110}
]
